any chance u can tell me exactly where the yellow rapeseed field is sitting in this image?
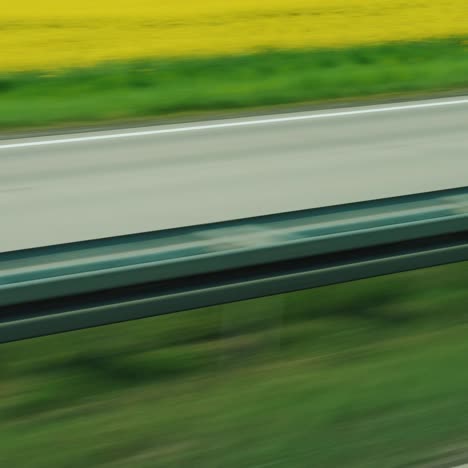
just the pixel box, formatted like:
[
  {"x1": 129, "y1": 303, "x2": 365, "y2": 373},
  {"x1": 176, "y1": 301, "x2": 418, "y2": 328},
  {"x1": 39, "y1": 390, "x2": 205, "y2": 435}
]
[{"x1": 2, "y1": 0, "x2": 468, "y2": 72}]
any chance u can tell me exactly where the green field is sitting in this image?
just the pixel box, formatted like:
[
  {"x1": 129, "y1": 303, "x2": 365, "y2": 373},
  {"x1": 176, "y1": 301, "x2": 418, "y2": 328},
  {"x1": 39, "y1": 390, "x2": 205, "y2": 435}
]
[
  {"x1": 1, "y1": 38, "x2": 468, "y2": 132},
  {"x1": 1, "y1": 261, "x2": 468, "y2": 467}
]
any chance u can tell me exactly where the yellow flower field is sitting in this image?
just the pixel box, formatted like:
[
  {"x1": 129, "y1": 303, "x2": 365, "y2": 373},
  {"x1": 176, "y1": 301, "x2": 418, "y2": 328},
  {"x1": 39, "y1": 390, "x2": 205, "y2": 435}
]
[{"x1": 1, "y1": 0, "x2": 468, "y2": 72}]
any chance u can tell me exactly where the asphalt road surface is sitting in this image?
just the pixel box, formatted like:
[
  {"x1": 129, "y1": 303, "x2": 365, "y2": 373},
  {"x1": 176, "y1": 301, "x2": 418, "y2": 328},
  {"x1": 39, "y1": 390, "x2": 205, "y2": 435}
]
[{"x1": 1, "y1": 96, "x2": 467, "y2": 253}]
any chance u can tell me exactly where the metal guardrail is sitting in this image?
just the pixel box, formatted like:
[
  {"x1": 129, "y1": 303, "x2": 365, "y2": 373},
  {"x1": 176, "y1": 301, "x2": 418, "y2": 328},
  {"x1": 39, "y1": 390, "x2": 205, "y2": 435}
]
[{"x1": 1, "y1": 187, "x2": 468, "y2": 344}]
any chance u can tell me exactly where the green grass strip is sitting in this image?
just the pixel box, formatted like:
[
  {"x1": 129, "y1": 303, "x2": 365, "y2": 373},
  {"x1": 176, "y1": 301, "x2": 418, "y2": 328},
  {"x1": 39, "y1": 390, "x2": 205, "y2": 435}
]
[
  {"x1": 1, "y1": 262, "x2": 468, "y2": 467},
  {"x1": 1, "y1": 38, "x2": 468, "y2": 131}
]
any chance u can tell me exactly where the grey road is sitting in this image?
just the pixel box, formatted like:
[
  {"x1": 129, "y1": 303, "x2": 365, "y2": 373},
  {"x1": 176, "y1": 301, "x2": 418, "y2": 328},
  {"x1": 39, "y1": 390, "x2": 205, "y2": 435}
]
[{"x1": 1, "y1": 96, "x2": 467, "y2": 253}]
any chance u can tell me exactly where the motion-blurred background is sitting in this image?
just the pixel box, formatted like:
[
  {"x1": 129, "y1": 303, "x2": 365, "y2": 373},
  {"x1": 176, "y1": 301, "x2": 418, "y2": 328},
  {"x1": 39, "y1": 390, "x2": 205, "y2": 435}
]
[{"x1": 1, "y1": 2, "x2": 468, "y2": 467}]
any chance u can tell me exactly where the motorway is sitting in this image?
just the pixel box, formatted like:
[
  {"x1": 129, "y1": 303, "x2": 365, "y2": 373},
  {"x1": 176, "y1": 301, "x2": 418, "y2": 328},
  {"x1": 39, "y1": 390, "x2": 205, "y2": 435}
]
[{"x1": 1, "y1": 96, "x2": 467, "y2": 253}]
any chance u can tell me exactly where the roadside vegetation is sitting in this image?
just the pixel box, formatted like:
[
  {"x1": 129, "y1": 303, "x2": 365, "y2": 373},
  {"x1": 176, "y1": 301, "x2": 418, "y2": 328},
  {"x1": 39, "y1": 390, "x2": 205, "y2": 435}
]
[
  {"x1": 1, "y1": 0, "x2": 468, "y2": 132},
  {"x1": 1, "y1": 39, "x2": 468, "y2": 132},
  {"x1": 1, "y1": 261, "x2": 468, "y2": 467}
]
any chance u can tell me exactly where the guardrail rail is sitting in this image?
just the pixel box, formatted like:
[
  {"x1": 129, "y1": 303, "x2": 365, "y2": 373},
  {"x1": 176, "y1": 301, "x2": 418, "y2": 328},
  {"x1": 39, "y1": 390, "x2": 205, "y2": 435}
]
[{"x1": 1, "y1": 187, "x2": 468, "y2": 343}]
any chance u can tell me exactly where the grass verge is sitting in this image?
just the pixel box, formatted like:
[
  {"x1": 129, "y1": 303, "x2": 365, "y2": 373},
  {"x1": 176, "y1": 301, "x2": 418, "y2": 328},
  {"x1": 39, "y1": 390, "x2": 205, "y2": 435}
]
[
  {"x1": 1, "y1": 262, "x2": 468, "y2": 467},
  {"x1": 1, "y1": 38, "x2": 468, "y2": 132}
]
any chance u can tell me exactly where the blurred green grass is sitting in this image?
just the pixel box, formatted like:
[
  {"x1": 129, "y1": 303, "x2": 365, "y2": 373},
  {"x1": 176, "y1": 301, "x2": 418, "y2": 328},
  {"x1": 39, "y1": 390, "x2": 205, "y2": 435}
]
[
  {"x1": 1, "y1": 38, "x2": 468, "y2": 131},
  {"x1": 1, "y1": 262, "x2": 468, "y2": 467}
]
